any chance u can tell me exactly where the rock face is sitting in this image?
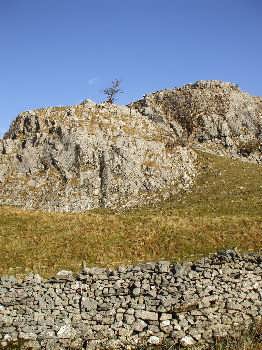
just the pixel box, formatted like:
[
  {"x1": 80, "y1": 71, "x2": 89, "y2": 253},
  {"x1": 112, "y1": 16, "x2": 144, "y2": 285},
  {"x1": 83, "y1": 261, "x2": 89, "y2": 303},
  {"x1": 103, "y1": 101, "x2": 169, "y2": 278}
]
[
  {"x1": 0, "y1": 251, "x2": 262, "y2": 349},
  {"x1": 1, "y1": 80, "x2": 262, "y2": 212},
  {"x1": 130, "y1": 80, "x2": 262, "y2": 163},
  {"x1": 0, "y1": 101, "x2": 196, "y2": 212}
]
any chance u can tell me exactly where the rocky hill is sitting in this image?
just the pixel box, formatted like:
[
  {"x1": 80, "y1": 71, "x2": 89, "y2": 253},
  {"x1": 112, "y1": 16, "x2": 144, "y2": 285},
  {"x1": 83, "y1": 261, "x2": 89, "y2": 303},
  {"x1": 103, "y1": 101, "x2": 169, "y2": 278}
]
[
  {"x1": 0, "y1": 80, "x2": 261, "y2": 212},
  {"x1": 131, "y1": 80, "x2": 262, "y2": 162},
  {"x1": 0, "y1": 101, "x2": 196, "y2": 212}
]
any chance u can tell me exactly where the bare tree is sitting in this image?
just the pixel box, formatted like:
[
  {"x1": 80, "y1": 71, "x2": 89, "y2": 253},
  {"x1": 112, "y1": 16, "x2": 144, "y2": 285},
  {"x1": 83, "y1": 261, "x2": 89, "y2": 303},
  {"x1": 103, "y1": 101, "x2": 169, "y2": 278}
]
[{"x1": 103, "y1": 79, "x2": 123, "y2": 104}]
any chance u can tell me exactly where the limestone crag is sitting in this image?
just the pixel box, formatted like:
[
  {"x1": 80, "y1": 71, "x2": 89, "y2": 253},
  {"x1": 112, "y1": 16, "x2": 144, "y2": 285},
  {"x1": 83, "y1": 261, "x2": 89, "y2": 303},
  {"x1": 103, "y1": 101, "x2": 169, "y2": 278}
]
[
  {"x1": 0, "y1": 101, "x2": 196, "y2": 212},
  {"x1": 0, "y1": 251, "x2": 262, "y2": 349},
  {"x1": 130, "y1": 80, "x2": 262, "y2": 162},
  {"x1": 1, "y1": 80, "x2": 262, "y2": 212}
]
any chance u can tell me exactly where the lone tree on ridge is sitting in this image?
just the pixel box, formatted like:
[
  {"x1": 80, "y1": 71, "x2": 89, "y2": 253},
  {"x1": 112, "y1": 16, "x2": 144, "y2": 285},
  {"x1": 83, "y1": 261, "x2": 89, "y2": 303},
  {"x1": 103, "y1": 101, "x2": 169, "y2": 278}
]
[{"x1": 103, "y1": 79, "x2": 123, "y2": 104}]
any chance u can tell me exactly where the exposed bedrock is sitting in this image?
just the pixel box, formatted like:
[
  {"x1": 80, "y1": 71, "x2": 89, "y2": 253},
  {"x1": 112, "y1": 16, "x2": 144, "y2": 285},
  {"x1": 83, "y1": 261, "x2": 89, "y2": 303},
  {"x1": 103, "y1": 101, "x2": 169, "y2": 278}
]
[
  {"x1": 1, "y1": 80, "x2": 262, "y2": 212},
  {"x1": 0, "y1": 102, "x2": 196, "y2": 212},
  {"x1": 130, "y1": 80, "x2": 262, "y2": 162}
]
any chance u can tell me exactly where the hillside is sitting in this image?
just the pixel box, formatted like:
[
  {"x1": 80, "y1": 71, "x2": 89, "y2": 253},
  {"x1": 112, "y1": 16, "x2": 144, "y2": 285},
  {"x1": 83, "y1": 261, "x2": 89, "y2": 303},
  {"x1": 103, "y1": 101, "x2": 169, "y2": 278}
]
[
  {"x1": 1, "y1": 80, "x2": 261, "y2": 212},
  {"x1": 1, "y1": 81, "x2": 262, "y2": 349},
  {"x1": 0, "y1": 80, "x2": 262, "y2": 275},
  {"x1": 1, "y1": 151, "x2": 261, "y2": 277}
]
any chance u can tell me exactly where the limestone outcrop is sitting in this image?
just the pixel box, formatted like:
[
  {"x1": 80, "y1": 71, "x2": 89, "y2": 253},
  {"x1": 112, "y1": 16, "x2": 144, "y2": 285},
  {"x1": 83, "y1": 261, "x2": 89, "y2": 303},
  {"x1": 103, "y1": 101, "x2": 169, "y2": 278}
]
[
  {"x1": 1, "y1": 80, "x2": 261, "y2": 212},
  {"x1": 130, "y1": 80, "x2": 262, "y2": 163},
  {"x1": 0, "y1": 101, "x2": 196, "y2": 212}
]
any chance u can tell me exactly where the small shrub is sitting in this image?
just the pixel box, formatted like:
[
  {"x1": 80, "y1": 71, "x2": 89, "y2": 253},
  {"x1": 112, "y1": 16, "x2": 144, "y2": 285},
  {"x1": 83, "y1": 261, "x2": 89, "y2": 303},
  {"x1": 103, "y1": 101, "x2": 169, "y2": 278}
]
[{"x1": 238, "y1": 139, "x2": 261, "y2": 157}]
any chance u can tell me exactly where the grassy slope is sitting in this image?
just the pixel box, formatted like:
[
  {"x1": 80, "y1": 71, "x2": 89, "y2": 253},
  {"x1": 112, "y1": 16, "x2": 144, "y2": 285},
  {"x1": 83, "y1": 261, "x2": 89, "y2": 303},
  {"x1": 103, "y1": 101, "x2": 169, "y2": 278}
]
[{"x1": 0, "y1": 150, "x2": 261, "y2": 277}]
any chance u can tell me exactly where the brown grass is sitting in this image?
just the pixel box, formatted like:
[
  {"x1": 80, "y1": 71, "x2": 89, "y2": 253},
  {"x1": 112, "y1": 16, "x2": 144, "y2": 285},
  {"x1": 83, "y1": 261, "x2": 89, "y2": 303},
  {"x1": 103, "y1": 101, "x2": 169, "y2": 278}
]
[{"x1": 0, "y1": 151, "x2": 261, "y2": 278}]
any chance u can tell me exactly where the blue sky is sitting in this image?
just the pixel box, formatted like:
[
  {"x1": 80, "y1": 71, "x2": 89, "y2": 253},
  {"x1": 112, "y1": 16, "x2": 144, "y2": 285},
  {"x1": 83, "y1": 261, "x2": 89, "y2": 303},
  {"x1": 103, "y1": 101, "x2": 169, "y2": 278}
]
[{"x1": 0, "y1": 0, "x2": 261, "y2": 136}]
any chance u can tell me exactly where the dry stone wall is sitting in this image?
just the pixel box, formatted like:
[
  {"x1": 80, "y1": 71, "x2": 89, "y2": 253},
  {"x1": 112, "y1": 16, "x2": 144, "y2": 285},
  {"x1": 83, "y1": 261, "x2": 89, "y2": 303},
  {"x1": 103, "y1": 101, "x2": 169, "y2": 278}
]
[{"x1": 1, "y1": 250, "x2": 262, "y2": 349}]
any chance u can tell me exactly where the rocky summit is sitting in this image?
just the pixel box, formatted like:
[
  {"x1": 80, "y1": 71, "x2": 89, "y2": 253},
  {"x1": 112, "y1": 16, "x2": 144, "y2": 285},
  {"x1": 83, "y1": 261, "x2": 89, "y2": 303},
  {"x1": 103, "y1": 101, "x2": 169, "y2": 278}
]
[
  {"x1": 0, "y1": 80, "x2": 261, "y2": 212},
  {"x1": 131, "y1": 80, "x2": 262, "y2": 162}
]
